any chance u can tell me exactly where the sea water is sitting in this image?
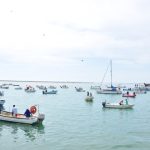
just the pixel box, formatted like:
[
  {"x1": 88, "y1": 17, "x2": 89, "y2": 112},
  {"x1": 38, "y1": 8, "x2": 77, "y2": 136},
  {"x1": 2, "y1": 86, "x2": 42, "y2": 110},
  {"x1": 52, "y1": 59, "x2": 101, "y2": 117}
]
[{"x1": 0, "y1": 82, "x2": 150, "y2": 150}]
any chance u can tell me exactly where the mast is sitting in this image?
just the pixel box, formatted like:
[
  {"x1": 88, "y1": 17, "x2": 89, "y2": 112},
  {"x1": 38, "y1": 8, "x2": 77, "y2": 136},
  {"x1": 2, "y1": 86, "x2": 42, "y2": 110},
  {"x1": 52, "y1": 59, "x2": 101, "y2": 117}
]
[{"x1": 110, "y1": 60, "x2": 112, "y2": 87}]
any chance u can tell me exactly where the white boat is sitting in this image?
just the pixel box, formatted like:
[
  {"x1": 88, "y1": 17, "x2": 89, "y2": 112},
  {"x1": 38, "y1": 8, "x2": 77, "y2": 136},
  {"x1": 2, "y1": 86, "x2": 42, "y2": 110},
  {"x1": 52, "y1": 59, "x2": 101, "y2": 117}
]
[
  {"x1": 60, "y1": 85, "x2": 69, "y2": 89},
  {"x1": 75, "y1": 87, "x2": 85, "y2": 92},
  {"x1": 97, "y1": 88, "x2": 122, "y2": 94},
  {"x1": 85, "y1": 96, "x2": 94, "y2": 102},
  {"x1": 97, "y1": 60, "x2": 122, "y2": 94},
  {"x1": 49, "y1": 85, "x2": 57, "y2": 89},
  {"x1": 15, "y1": 86, "x2": 22, "y2": 90},
  {"x1": 0, "y1": 111, "x2": 45, "y2": 125},
  {"x1": 102, "y1": 102, "x2": 134, "y2": 109},
  {"x1": 90, "y1": 86, "x2": 101, "y2": 90},
  {"x1": 25, "y1": 86, "x2": 36, "y2": 93}
]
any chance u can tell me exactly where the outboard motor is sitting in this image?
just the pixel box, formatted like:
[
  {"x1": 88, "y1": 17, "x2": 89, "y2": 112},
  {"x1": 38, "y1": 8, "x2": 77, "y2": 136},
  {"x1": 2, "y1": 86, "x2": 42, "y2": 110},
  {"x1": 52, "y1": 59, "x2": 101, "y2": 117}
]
[{"x1": 102, "y1": 102, "x2": 106, "y2": 108}]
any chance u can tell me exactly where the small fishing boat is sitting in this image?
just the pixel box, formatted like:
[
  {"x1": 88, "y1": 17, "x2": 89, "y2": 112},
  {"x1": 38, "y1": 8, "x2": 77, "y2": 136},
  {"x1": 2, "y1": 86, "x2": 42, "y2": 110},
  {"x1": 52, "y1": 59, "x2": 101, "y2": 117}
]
[
  {"x1": 0, "y1": 105, "x2": 45, "y2": 125},
  {"x1": 97, "y1": 88, "x2": 122, "y2": 94},
  {"x1": 25, "y1": 86, "x2": 36, "y2": 93},
  {"x1": 85, "y1": 96, "x2": 94, "y2": 102},
  {"x1": 49, "y1": 85, "x2": 57, "y2": 89},
  {"x1": 60, "y1": 85, "x2": 69, "y2": 89},
  {"x1": 42, "y1": 90, "x2": 57, "y2": 94},
  {"x1": 15, "y1": 86, "x2": 22, "y2": 90},
  {"x1": 122, "y1": 92, "x2": 136, "y2": 98},
  {"x1": 102, "y1": 101, "x2": 134, "y2": 109},
  {"x1": 0, "y1": 91, "x2": 4, "y2": 96},
  {"x1": 144, "y1": 83, "x2": 150, "y2": 87},
  {"x1": 75, "y1": 87, "x2": 85, "y2": 92},
  {"x1": 0, "y1": 100, "x2": 5, "y2": 105}
]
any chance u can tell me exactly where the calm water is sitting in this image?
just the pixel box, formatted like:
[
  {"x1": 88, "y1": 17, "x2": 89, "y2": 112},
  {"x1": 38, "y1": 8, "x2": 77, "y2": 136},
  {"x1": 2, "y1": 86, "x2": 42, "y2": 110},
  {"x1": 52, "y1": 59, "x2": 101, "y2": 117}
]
[{"x1": 0, "y1": 82, "x2": 150, "y2": 150}]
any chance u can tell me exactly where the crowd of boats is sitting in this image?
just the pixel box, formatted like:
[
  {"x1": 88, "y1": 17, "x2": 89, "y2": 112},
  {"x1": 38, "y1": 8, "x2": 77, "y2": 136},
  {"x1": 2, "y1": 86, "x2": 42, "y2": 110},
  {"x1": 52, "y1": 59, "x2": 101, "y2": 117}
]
[{"x1": 0, "y1": 81, "x2": 149, "y2": 125}]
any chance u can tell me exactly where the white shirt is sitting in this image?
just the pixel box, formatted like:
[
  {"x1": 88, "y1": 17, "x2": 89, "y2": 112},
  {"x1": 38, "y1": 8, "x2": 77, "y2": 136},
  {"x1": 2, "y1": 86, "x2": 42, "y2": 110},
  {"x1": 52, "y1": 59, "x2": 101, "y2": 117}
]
[{"x1": 12, "y1": 107, "x2": 17, "y2": 115}]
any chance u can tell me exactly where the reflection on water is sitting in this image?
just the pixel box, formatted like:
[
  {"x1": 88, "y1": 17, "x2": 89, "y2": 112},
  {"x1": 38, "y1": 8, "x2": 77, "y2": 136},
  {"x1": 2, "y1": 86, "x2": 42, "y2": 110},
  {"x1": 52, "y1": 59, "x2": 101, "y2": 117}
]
[{"x1": 0, "y1": 121, "x2": 45, "y2": 141}]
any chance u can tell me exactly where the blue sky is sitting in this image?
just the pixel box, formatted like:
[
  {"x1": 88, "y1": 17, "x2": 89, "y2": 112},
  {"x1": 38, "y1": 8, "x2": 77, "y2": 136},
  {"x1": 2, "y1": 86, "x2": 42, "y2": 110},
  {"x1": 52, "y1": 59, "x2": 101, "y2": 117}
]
[{"x1": 0, "y1": 0, "x2": 150, "y2": 83}]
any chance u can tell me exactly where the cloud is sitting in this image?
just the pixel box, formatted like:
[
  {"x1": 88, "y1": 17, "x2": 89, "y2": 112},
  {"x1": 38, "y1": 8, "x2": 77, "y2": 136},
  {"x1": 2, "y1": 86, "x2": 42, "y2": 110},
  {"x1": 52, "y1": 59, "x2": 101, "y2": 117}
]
[{"x1": 0, "y1": 0, "x2": 150, "y2": 81}]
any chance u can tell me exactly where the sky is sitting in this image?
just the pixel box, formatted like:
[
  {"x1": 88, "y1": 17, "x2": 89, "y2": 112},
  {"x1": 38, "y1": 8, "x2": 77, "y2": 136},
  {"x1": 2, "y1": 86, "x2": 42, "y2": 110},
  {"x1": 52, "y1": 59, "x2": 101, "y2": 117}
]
[{"x1": 0, "y1": 0, "x2": 150, "y2": 83}]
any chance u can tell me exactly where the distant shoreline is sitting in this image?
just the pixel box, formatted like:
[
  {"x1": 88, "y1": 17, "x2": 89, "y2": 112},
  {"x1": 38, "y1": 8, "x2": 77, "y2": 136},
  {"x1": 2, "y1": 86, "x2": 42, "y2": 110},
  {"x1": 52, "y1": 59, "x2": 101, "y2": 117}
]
[
  {"x1": 0, "y1": 80, "x2": 93, "y2": 84},
  {"x1": 0, "y1": 80, "x2": 146, "y2": 85}
]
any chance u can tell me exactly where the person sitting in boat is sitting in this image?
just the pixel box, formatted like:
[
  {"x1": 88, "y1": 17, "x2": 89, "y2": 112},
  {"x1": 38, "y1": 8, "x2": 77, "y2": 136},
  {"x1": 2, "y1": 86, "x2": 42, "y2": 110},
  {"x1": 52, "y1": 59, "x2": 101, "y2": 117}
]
[
  {"x1": 119, "y1": 100, "x2": 123, "y2": 105},
  {"x1": 127, "y1": 91, "x2": 129, "y2": 95},
  {"x1": 24, "y1": 109, "x2": 32, "y2": 118},
  {"x1": 12, "y1": 105, "x2": 17, "y2": 117}
]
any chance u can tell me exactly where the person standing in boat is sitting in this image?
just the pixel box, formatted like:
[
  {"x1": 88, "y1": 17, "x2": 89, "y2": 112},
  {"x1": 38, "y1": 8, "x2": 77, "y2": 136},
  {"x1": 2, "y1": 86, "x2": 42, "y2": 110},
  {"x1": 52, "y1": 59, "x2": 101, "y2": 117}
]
[
  {"x1": 24, "y1": 108, "x2": 32, "y2": 118},
  {"x1": 12, "y1": 105, "x2": 17, "y2": 117},
  {"x1": 125, "y1": 99, "x2": 128, "y2": 105},
  {"x1": 87, "y1": 91, "x2": 89, "y2": 96}
]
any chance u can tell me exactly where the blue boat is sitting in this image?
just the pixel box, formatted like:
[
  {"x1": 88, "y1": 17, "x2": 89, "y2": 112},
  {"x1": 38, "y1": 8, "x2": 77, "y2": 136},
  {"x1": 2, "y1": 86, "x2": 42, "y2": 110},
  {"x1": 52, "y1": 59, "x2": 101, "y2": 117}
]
[{"x1": 42, "y1": 90, "x2": 57, "y2": 94}]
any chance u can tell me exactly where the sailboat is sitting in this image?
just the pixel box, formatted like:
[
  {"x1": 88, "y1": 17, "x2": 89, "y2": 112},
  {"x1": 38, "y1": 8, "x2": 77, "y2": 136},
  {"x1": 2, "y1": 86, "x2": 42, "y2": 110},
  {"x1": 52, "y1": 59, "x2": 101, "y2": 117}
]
[{"x1": 97, "y1": 60, "x2": 122, "y2": 94}]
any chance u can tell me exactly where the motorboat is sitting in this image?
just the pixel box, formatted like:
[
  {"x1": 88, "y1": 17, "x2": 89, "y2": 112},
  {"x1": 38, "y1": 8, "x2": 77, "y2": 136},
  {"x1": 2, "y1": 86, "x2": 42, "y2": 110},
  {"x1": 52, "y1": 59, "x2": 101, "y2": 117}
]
[
  {"x1": 14, "y1": 86, "x2": 22, "y2": 90},
  {"x1": 49, "y1": 85, "x2": 57, "y2": 89},
  {"x1": 60, "y1": 85, "x2": 69, "y2": 89},
  {"x1": 75, "y1": 87, "x2": 85, "y2": 92},
  {"x1": 85, "y1": 96, "x2": 94, "y2": 102},
  {"x1": 25, "y1": 86, "x2": 36, "y2": 93},
  {"x1": 102, "y1": 101, "x2": 134, "y2": 109},
  {"x1": 0, "y1": 105, "x2": 45, "y2": 125},
  {"x1": 122, "y1": 92, "x2": 136, "y2": 98},
  {"x1": 0, "y1": 91, "x2": 4, "y2": 96},
  {"x1": 97, "y1": 87, "x2": 122, "y2": 94},
  {"x1": 0, "y1": 100, "x2": 5, "y2": 105},
  {"x1": 42, "y1": 90, "x2": 57, "y2": 94},
  {"x1": 0, "y1": 111, "x2": 45, "y2": 125}
]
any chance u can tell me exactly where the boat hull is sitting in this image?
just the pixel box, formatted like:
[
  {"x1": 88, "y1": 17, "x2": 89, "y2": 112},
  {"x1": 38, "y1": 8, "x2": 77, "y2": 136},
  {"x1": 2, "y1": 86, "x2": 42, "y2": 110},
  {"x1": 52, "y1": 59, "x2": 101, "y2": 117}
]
[
  {"x1": 85, "y1": 96, "x2": 94, "y2": 102},
  {"x1": 0, "y1": 111, "x2": 44, "y2": 125},
  {"x1": 102, "y1": 102, "x2": 134, "y2": 109},
  {"x1": 122, "y1": 94, "x2": 136, "y2": 98},
  {"x1": 97, "y1": 90, "x2": 122, "y2": 94}
]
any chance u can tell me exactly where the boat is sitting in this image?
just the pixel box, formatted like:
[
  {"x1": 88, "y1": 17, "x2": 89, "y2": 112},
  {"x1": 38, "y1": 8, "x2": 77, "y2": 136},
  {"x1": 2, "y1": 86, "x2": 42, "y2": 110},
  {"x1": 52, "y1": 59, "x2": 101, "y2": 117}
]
[
  {"x1": 0, "y1": 105, "x2": 45, "y2": 125},
  {"x1": 42, "y1": 90, "x2": 57, "y2": 94},
  {"x1": 102, "y1": 101, "x2": 134, "y2": 109},
  {"x1": 0, "y1": 100, "x2": 5, "y2": 105},
  {"x1": 49, "y1": 85, "x2": 57, "y2": 89},
  {"x1": 0, "y1": 91, "x2": 4, "y2": 96},
  {"x1": 85, "y1": 96, "x2": 94, "y2": 102},
  {"x1": 97, "y1": 60, "x2": 122, "y2": 94},
  {"x1": 60, "y1": 85, "x2": 69, "y2": 89},
  {"x1": 25, "y1": 86, "x2": 36, "y2": 93},
  {"x1": 144, "y1": 83, "x2": 150, "y2": 87},
  {"x1": 122, "y1": 92, "x2": 136, "y2": 98},
  {"x1": 85, "y1": 92, "x2": 94, "y2": 102},
  {"x1": 14, "y1": 86, "x2": 22, "y2": 90},
  {"x1": 90, "y1": 86, "x2": 101, "y2": 90},
  {"x1": 75, "y1": 87, "x2": 85, "y2": 92}
]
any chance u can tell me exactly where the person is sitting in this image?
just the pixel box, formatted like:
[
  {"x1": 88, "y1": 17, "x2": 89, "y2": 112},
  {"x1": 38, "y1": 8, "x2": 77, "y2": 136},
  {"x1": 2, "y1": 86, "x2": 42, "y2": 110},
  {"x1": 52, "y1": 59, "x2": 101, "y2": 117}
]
[
  {"x1": 119, "y1": 100, "x2": 123, "y2": 105},
  {"x1": 125, "y1": 99, "x2": 128, "y2": 105},
  {"x1": 90, "y1": 92, "x2": 92, "y2": 97},
  {"x1": 87, "y1": 91, "x2": 89, "y2": 96},
  {"x1": 12, "y1": 105, "x2": 17, "y2": 117},
  {"x1": 24, "y1": 109, "x2": 32, "y2": 118}
]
